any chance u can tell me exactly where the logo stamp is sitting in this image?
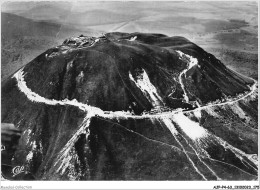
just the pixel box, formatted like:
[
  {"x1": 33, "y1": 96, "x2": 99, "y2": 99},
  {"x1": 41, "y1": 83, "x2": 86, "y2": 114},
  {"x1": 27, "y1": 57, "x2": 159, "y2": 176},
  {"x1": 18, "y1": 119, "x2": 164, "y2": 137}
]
[{"x1": 12, "y1": 166, "x2": 25, "y2": 177}]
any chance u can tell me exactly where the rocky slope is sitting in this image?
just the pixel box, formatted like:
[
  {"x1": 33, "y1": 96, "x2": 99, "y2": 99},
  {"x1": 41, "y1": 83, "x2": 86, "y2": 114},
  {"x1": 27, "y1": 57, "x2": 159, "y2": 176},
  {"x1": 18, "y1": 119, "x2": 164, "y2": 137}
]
[{"x1": 1, "y1": 32, "x2": 258, "y2": 180}]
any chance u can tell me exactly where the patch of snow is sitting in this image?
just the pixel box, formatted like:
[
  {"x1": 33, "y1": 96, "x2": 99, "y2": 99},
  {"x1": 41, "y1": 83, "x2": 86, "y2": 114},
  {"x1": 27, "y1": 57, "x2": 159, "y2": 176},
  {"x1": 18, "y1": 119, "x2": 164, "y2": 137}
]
[
  {"x1": 25, "y1": 129, "x2": 32, "y2": 144},
  {"x1": 26, "y1": 151, "x2": 33, "y2": 162},
  {"x1": 178, "y1": 73, "x2": 189, "y2": 102},
  {"x1": 66, "y1": 61, "x2": 73, "y2": 70},
  {"x1": 195, "y1": 101, "x2": 201, "y2": 108},
  {"x1": 129, "y1": 69, "x2": 163, "y2": 107},
  {"x1": 229, "y1": 102, "x2": 250, "y2": 123},
  {"x1": 26, "y1": 140, "x2": 38, "y2": 162},
  {"x1": 129, "y1": 36, "x2": 137, "y2": 41},
  {"x1": 173, "y1": 112, "x2": 208, "y2": 140},
  {"x1": 89, "y1": 38, "x2": 99, "y2": 47},
  {"x1": 193, "y1": 109, "x2": 202, "y2": 119},
  {"x1": 76, "y1": 71, "x2": 84, "y2": 83},
  {"x1": 204, "y1": 107, "x2": 220, "y2": 118},
  {"x1": 30, "y1": 141, "x2": 37, "y2": 149},
  {"x1": 23, "y1": 128, "x2": 32, "y2": 135},
  {"x1": 176, "y1": 50, "x2": 199, "y2": 103}
]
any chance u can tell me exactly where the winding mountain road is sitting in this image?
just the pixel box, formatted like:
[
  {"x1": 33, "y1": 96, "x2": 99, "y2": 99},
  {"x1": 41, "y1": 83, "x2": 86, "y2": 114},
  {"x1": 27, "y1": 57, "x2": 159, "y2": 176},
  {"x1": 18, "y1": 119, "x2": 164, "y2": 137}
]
[{"x1": 13, "y1": 51, "x2": 257, "y2": 120}]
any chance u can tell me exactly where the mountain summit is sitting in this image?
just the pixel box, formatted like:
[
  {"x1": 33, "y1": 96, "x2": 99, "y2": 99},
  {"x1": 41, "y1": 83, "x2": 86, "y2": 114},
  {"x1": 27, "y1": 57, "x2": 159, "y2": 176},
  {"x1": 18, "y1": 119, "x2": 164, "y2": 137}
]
[{"x1": 1, "y1": 32, "x2": 258, "y2": 180}]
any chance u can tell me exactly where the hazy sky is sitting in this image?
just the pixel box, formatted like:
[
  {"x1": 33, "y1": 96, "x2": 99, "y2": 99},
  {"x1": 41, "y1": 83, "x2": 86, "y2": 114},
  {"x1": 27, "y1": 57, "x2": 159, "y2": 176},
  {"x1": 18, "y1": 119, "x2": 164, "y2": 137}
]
[
  {"x1": 1, "y1": 1, "x2": 257, "y2": 36},
  {"x1": 2, "y1": 1, "x2": 257, "y2": 13}
]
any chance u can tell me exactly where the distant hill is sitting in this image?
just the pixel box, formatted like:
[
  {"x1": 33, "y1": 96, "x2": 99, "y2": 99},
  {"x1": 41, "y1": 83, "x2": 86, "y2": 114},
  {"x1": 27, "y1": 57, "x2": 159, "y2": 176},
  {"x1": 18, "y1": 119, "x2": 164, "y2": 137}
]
[
  {"x1": 1, "y1": 12, "x2": 95, "y2": 81},
  {"x1": 2, "y1": 12, "x2": 70, "y2": 38},
  {"x1": 63, "y1": 10, "x2": 141, "y2": 26},
  {"x1": 18, "y1": 6, "x2": 141, "y2": 27},
  {"x1": 17, "y1": 3, "x2": 72, "y2": 22}
]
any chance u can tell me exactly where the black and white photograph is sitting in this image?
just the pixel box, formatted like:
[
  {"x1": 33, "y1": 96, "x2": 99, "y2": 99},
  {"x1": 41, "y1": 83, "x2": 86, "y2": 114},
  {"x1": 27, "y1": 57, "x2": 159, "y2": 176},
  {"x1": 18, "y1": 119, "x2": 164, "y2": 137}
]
[{"x1": 1, "y1": 0, "x2": 258, "y2": 189}]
